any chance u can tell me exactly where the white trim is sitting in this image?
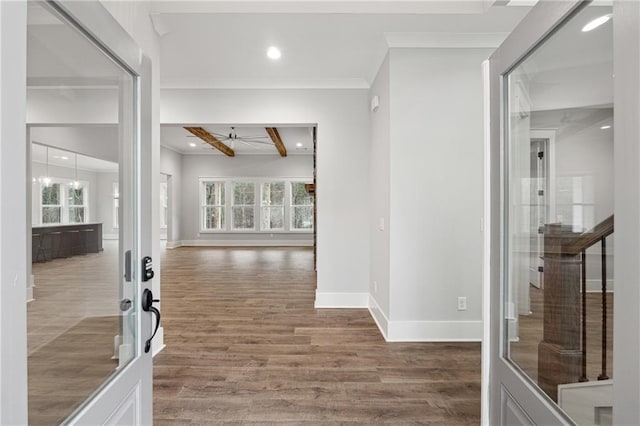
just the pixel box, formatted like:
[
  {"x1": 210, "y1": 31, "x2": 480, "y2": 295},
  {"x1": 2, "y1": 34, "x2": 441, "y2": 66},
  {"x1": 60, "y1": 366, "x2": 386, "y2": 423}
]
[
  {"x1": 165, "y1": 240, "x2": 183, "y2": 249},
  {"x1": 314, "y1": 291, "x2": 369, "y2": 308},
  {"x1": 481, "y1": 58, "x2": 492, "y2": 426},
  {"x1": 160, "y1": 77, "x2": 370, "y2": 90},
  {"x1": 180, "y1": 239, "x2": 313, "y2": 247},
  {"x1": 103, "y1": 233, "x2": 118, "y2": 240},
  {"x1": 385, "y1": 32, "x2": 510, "y2": 49},
  {"x1": 368, "y1": 295, "x2": 389, "y2": 340},
  {"x1": 386, "y1": 320, "x2": 483, "y2": 342},
  {"x1": 151, "y1": 327, "x2": 165, "y2": 357}
]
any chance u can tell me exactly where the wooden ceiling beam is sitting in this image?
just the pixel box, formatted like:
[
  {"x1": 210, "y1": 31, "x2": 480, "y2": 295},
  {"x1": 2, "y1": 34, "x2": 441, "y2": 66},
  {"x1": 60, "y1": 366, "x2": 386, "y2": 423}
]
[
  {"x1": 184, "y1": 127, "x2": 235, "y2": 157},
  {"x1": 265, "y1": 127, "x2": 287, "y2": 157}
]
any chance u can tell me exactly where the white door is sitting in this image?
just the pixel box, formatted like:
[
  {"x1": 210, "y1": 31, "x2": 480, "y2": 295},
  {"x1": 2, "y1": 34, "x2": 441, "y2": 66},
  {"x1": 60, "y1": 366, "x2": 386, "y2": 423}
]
[
  {"x1": 488, "y1": 1, "x2": 640, "y2": 424},
  {"x1": 0, "y1": 1, "x2": 154, "y2": 424}
]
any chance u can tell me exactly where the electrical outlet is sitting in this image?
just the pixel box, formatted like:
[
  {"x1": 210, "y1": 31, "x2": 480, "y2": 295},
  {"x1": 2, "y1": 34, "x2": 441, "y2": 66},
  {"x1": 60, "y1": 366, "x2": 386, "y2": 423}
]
[
  {"x1": 457, "y1": 297, "x2": 467, "y2": 311},
  {"x1": 373, "y1": 281, "x2": 378, "y2": 293}
]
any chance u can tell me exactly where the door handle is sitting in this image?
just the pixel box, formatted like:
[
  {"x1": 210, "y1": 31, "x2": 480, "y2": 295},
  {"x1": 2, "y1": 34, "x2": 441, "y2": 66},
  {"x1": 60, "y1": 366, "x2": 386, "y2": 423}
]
[
  {"x1": 142, "y1": 288, "x2": 160, "y2": 354},
  {"x1": 120, "y1": 298, "x2": 132, "y2": 311}
]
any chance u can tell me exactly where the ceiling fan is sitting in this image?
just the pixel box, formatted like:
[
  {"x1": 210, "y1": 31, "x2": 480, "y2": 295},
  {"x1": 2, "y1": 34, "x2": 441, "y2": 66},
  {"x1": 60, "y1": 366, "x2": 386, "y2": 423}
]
[{"x1": 189, "y1": 127, "x2": 272, "y2": 149}]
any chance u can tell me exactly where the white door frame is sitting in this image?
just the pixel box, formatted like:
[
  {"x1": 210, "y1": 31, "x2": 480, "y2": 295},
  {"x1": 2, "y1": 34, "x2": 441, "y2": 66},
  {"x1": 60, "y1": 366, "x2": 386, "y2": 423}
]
[
  {"x1": 487, "y1": 0, "x2": 640, "y2": 424},
  {"x1": 0, "y1": 1, "x2": 155, "y2": 423},
  {"x1": 0, "y1": 2, "x2": 29, "y2": 423}
]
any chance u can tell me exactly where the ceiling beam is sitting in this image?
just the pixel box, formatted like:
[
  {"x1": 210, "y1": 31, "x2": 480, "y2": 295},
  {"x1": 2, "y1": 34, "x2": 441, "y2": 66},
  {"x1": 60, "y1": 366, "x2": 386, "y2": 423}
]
[
  {"x1": 184, "y1": 127, "x2": 235, "y2": 157},
  {"x1": 265, "y1": 127, "x2": 288, "y2": 157}
]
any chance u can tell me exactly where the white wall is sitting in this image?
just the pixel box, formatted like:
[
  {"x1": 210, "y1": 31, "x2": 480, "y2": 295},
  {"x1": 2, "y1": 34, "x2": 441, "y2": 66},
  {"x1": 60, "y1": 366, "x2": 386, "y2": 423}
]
[
  {"x1": 368, "y1": 53, "x2": 391, "y2": 335},
  {"x1": 160, "y1": 146, "x2": 182, "y2": 244},
  {"x1": 96, "y1": 172, "x2": 118, "y2": 238},
  {"x1": 178, "y1": 154, "x2": 313, "y2": 245},
  {"x1": 386, "y1": 48, "x2": 492, "y2": 340},
  {"x1": 162, "y1": 88, "x2": 371, "y2": 304}
]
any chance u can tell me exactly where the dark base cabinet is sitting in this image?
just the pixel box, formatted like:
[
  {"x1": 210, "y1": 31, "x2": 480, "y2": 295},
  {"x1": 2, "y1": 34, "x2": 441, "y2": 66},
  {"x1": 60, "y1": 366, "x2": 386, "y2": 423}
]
[{"x1": 32, "y1": 223, "x2": 103, "y2": 263}]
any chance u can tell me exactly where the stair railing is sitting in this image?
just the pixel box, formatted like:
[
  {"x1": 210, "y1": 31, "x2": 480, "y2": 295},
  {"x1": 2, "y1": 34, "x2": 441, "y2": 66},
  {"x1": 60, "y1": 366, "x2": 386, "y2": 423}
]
[
  {"x1": 538, "y1": 215, "x2": 613, "y2": 401},
  {"x1": 563, "y1": 215, "x2": 613, "y2": 383}
]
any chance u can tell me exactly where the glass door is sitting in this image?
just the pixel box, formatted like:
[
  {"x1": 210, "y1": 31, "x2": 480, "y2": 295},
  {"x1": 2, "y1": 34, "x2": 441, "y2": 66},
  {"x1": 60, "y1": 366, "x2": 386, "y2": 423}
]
[
  {"x1": 488, "y1": 1, "x2": 619, "y2": 424},
  {"x1": 25, "y1": 2, "x2": 153, "y2": 424}
]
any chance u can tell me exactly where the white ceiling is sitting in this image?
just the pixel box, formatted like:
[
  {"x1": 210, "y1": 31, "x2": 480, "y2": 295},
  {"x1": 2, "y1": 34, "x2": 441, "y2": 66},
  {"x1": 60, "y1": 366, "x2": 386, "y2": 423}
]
[
  {"x1": 31, "y1": 143, "x2": 118, "y2": 173},
  {"x1": 161, "y1": 125, "x2": 314, "y2": 155},
  {"x1": 154, "y1": 4, "x2": 532, "y2": 89}
]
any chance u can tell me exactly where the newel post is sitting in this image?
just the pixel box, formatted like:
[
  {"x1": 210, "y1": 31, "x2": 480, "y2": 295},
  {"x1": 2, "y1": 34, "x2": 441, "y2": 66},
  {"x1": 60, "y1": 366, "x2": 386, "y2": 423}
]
[{"x1": 537, "y1": 223, "x2": 583, "y2": 401}]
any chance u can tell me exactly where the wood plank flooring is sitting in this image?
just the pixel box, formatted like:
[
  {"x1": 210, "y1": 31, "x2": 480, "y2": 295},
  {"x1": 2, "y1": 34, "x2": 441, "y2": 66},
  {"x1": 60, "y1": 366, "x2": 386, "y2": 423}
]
[
  {"x1": 155, "y1": 247, "x2": 481, "y2": 424},
  {"x1": 510, "y1": 285, "x2": 614, "y2": 385},
  {"x1": 28, "y1": 242, "x2": 122, "y2": 425}
]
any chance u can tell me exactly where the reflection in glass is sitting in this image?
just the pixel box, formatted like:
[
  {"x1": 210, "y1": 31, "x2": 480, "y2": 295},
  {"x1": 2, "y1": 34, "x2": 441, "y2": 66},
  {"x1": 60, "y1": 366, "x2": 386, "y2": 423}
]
[
  {"x1": 27, "y1": 2, "x2": 136, "y2": 425},
  {"x1": 504, "y1": 4, "x2": 613, "y2": 424}
]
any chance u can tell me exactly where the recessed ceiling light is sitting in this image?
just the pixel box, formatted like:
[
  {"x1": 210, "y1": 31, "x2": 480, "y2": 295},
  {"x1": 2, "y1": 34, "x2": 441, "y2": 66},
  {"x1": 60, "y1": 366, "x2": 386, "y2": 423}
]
[
  {"x1": 582, "y1": 14, "x2": 612, "y2": 32},
  {"x1": 189, "y1": 142, "x2": 197, "y2": 148},
  {"x1": 296, "y1": 142, "x2": 303, "y2": 148},
  {"x1": 267, "y1": 46, "x2": 281, "y2": 60},
  {"x1": 600, "y1": 125, "x2": 611, "y2": 130}
]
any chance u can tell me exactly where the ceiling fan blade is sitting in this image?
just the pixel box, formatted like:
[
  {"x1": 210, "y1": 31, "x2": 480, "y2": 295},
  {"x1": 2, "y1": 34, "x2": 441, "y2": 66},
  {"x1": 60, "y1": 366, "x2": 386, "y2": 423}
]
[
  {"x1": 237, "y1": 139, "x2": 260, "y2": 149},
  {"x1": 238, "y1": 139, "x2": 272, "y2": 145}
]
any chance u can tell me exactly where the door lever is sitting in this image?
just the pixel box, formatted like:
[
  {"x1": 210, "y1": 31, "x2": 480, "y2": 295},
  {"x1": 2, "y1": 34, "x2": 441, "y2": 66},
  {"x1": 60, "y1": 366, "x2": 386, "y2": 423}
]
[{"x1": 142, "y1": 288, "x2": 160, "y2": 354}]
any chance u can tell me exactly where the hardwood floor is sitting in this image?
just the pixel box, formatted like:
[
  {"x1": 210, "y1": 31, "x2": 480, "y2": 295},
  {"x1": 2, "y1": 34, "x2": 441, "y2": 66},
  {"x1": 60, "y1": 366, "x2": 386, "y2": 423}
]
[
  {"x1": 155, "y1": 247, "x2": 481, "y2": 425},
  {"x1": 28, "y1": 241, "x2": 121, "y2": 425}
]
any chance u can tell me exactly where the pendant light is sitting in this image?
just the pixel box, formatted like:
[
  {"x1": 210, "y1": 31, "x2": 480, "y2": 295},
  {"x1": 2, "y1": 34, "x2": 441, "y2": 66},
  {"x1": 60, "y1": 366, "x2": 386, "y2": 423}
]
[
  {"x1": 42, "y1": 146, "x2": 51, "y2": 187},
  {"x1": 73, "y1": 153, "x2": 79, "y2": 189}
]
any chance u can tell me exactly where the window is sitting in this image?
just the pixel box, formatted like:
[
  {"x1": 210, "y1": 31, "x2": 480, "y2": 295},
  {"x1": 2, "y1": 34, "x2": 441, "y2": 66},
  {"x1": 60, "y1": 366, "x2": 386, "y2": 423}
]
[
  {"x1": 68, "y1": 185, "x2": 87, "y2": 223},
  {"x1": 232, "y1": 181, "x2": 255, "y2": 230},
  {"x1": 42, "y1": 183, "x2": 62, "y2": 224},
  {"x1": 261, "y1": 182, "x2": 285, "y2": 230},
  {"x1": 40, "y1": 180, "x2": 89, "y2": 225},
  {"x1": 291, "y1": 182, "x2": 313, "y2": 230},
  {"x1": 160, "y1": 182, "x2": 168, "y2": 229},
  {"x1": 202, "y1": 181, "x2": 225, "y2": 230},
  {"x1": 199, "y1": 178, "x2": 313, "y2": 233}
]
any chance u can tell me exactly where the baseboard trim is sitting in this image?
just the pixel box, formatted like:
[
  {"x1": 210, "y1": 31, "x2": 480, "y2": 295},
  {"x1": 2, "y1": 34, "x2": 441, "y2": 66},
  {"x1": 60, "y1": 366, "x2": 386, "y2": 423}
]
[
  {"x1": 181, "y1": 239, "x2": 313, "y2": 247},
  {"x1": 314, "y1": 291, "x2": 369, "y2": 308},
  {"x1": 152, "y1": 326, "x2": 165, "y2": 357},
  {"x1": 386, "y1": 320, "x2": 483, "y2": 342},
  {"x1": 27, "y1": 274, "x2": 35, "y2": 302},
  {"x1": 165, "y1": 240, "x2": 183, "y2": 249},
  {"x1": 368, "y1": 295, "x2": 389, "y2": 340}
]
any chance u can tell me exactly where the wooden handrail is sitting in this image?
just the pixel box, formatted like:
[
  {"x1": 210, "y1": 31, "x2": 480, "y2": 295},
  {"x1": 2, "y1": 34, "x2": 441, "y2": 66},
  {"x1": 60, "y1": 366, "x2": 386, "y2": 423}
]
[{"x1": 562, "y1": 215, "x2": 614, "y2": 255}]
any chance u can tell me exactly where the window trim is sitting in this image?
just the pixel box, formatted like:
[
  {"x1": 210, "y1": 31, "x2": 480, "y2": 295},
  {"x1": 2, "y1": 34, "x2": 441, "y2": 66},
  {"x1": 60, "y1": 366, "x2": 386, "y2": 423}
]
[
  {"x1": 198, "y1": 177, "x2": 313, "y2": 234},
  {"x1": 231, "y1": 180, "x2": 257, "y2": 231},
  {"x1": 39, "y1": 177, "x2": 90, "y2": 225},
  {"x1": 200, "y1": 178, "x2": 227, "y2": 232},
  {"x1": 290, "y1": 179, "x2": 314, "y2": 232},
  {"x1": 260, "y1": 181, "x2": 286, "y2": 231}
]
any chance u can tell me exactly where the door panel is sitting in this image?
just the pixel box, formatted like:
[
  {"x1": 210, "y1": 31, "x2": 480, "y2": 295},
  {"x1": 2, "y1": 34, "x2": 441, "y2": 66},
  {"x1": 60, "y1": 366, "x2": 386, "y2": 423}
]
[
  {"x1": 24, "y1": 2, "x2": 153, "y2": 424},
  {"x1": 489, "y1": 0, "x2": 616, "y2": 424}
]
